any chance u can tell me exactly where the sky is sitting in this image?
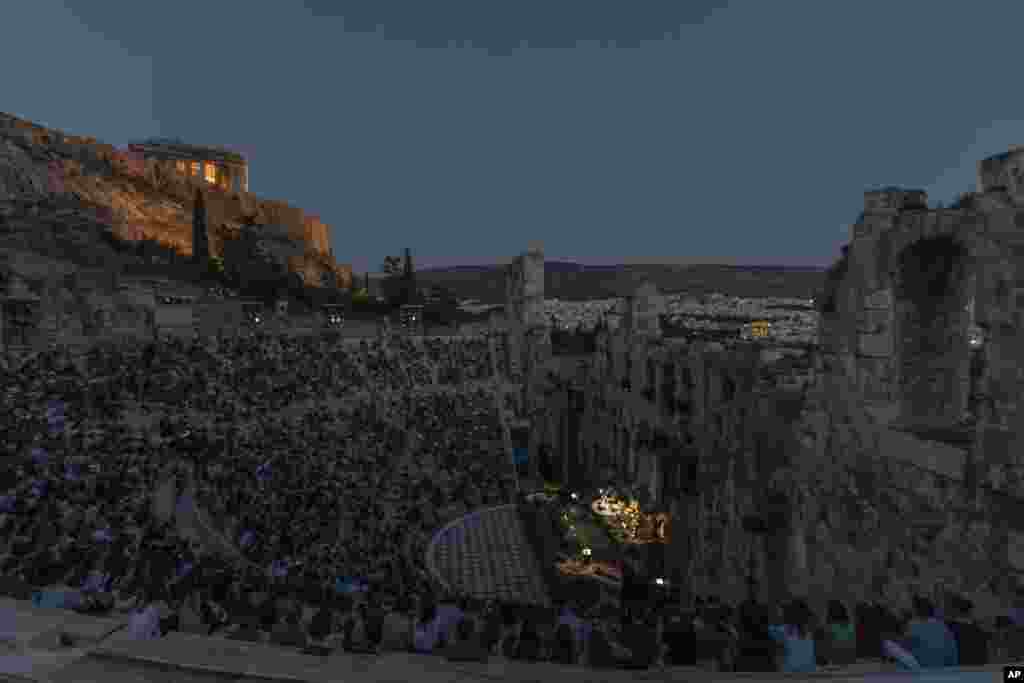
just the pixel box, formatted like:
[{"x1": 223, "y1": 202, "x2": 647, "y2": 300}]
[{"x1": 6, "y1": 1, "x2": 1024, "y2": 275}]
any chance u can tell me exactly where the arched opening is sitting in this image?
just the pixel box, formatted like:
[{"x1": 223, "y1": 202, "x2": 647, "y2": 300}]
[
  {"x1": 620, "y1": 427, "x2": 631, "y2": 480},
  {"x1": 894, "y1": 235, "x2": 971, "y2": 428}
]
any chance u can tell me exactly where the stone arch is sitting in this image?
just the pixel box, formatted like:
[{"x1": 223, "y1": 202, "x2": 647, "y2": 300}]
[
  {"x1": 620, "y1": 426, "x2": 631, "y2": 479},
  {"x1": 891, "y1": 234, "x2": 972, "y2": 427}
]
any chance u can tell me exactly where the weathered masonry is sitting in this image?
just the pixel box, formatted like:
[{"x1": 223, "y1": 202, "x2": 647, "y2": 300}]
[{"x1": 128, "y1": 138, "x2": 248, "y2": 193}]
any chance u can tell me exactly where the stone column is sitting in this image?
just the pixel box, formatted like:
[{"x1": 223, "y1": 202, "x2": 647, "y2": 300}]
[
  {"x1": 670, "y1": 494, "x2": 701, "y2": 607},
  {"x1": 653, "y1": 359, "x2": 662, "y2": 408},
  {"x1": 788, "y1": 517, "x2": 809, "y2": 597},
  {"x1": 649, "y1": 451, "x2": 659, "y2": 504}
]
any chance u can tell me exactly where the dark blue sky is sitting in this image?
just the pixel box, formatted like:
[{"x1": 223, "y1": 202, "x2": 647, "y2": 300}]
[{"x1": 7, "y1": 1, "x2": 1024, "y2": 274}]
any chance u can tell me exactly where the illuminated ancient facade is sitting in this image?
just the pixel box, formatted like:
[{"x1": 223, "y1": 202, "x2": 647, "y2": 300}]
[
  {"x1": 128, "y1": 138, "x2": 249, "y2": 193},
  {"x1": 531, "y1": 300, "x2": 814, "y2": 601}
]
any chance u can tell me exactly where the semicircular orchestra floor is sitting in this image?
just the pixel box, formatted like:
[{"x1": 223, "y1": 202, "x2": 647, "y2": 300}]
[{"x1": 427, "y1": 505, "x2": 551, "y2": 606}]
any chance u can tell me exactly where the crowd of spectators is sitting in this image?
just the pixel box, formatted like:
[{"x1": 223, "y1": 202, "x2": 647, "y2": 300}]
[
  {"x1": 0, "y1": 347, "x2": 205, "y2": 618},
  {"x1": 0, "y1": 330, "x2": 1019, "y2": 672},
  {"x1": 131, "y1": 334, "x2": 497, "y2": 415},
  {"x1": 190, "y1": 385, "x2": 513, "y2": 606}
]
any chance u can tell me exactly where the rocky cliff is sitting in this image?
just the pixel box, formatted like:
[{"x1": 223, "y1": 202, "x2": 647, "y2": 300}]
[{"x1": 0, "y1": 111, "x2": 351, "y2": 290}]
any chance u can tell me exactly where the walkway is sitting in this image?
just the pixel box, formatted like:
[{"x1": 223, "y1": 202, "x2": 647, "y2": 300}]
[{"x1": 0, "y1": 598, "x2": 1007, "y2": 683}]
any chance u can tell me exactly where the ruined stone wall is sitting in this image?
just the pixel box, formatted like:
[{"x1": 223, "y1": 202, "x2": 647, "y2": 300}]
[
  {"x1": 547, "y1": 300, "x2": 1018, "y2": 614},
  {"x1": 810, "y1": 174, "x2": 1024, "y2": 611}
]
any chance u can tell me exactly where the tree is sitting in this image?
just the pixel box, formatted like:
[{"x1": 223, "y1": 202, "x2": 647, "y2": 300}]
[
  {"x1": 379, "y1": 249, "x2": 419, "y2": 308},
  {"x1": 352, "y1": 287, "x2": 370, "y2": 305},
  {"x1": 382, "y1": 256, "x2": 403, "y2": 277},
  {"x1": 192, "y1": 188, "x2": 210, "y2": 265},
  {"x1": 382, "y1": 275, "x2": 408, "y2": 308},
  {"x1": 402, "y1": 248, "x2": 414, "y2": 278}
]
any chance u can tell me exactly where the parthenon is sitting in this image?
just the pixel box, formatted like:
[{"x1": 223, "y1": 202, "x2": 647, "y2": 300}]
[{"x1": 128, "y1": 138, "x2": 249, "y2": 193}]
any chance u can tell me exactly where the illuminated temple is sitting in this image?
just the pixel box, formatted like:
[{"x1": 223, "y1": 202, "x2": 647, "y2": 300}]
[{"x1": 127, "y1": 138, "x2": 249, "y2": 193}]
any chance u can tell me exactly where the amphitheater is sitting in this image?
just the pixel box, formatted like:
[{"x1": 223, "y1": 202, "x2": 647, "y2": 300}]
[{"x1": 6, "y1": 144, "x2": 1024, "y2": 678}]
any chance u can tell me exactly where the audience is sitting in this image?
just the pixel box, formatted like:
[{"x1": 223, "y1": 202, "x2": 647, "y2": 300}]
[{"x1": 1, "y1": 334, "x2": 1018, "y2": 674}]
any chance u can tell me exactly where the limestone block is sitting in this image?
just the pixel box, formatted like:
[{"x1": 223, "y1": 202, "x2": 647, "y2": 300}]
[
  {"x1": 989, "y1": 425, "x2": 1024, "y2": 464},
  {"x1": 857, "y1": 309, "x2": 891, "y2": 335},
  {"x1": 864, "y1": 189, "x2": 927, "y2": 213},
  {"x1": 1008, "y1": 530, "x2": 1024, "y2": 571},
  {"x1": 864, "y1": 288, "x2": 892, "y2": 310},
  {"x1": 857, "y1": 331, "x2": 892, "y2": 357}
]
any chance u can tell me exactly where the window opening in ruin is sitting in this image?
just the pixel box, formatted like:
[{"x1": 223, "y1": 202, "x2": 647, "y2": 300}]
[
  {"x1": 723, "y1": 376, "x2": 736, "y2": 401},
  {"x1": 3, "y1": 301, "x2": 36, "y2": 347},
  {"x1": 191, "y1": 161, "x2": 201, "y2": 177},
  {"x1": 895, "y1": 235, "x2": 970, "y2": 428},
  {"x1": 662, "y1": 362, "x2": 677, "y2": 416}
]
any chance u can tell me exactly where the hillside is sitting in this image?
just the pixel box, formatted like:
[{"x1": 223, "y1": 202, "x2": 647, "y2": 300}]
[
  {"x1": 0, "y1": 111, "x2": 350, "y2": 293},
  {"x1": 415, "y1": 261, "x2": 826, "y2": 303}
]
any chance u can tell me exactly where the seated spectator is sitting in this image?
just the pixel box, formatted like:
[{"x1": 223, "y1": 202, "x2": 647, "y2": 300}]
[
  {"x1": 178, "y1": 592, "x2": 208, "y2": 635},
  {"x1": 946, "y1": 595, "x2": 990, "y2": 666},
  {"x1": 620, "y1": 611, "x2": 659, "y2": 670},
  {"x1": 434, "y1": 595, "x2": 465, "y2": 645},
  {"x1": 499, "y1": 609, "x2": 521, "y2": 660},
  {"x1": 380, "y1": 598, "x2": 412, "y2": 652},
  {"x1": 308, "y1": 604, "x2": 336, "y2": 644},
  {"x1": 413, "y1": 602, "x2": 439, "y2": 654},
  {"x1": 586, "y1": 621, "x2": 628, "y2": 669},
  {"x1": 552, "y1": 622, "x2": 577, "y2": 665},
  {"x1": 734, "y1": 603, "x2": 781, "y2": 672},
  {"x1": 444, "y1": 617, "x2": 489, "y2": 663},
  {"x1": 661, "y1": 611, "x2": 697, "y2": 667},
  {"x1": 691, "y1": 606, "x2": 731, "y2": 670},
  {"x1": 991, "y1": 615, "x2": 1024, "y2": 662},
  {"x1": 514, "y1": 619, "x2": 543, "y2": 662},
  {"x1": 359, "y1": 601, "x2": 385, "y2": 654},
  {"x1": 270, "y1": 611, "x2": 308, "y2": 649},
  {"x1": 818, "y1": 599, "x2": 856, "y2": 666},
  {"x1": 255, "y1": 591, "x2": 278, "y2": 632},
  {"x1": 0, "y1": 574, "x2": 32, "y2": 600},
  {"x1": 479, "y1": 602, "x2": 503, "y2": 655},
  {"x1": 1009, "y1": 587, "x2": 1024, "y2": 628},
  {"x1": 201, "y1": 592, "x2": 229, "y2": 634},
  {"x1": 767, "y1": 600, "x2": 816, "y2": 674},
  {"x1": 903, "y1": 595, "x2": 958, "y2": 668},
  {"x1": 228, "y1": 616, "x2": 264, "y2": 643},
  {"x1": 883, "y1": 633, "x2": 922, "y2": 671},
  {"x1": 127, "y1": 600, "x2": 163, "y2": 641}
]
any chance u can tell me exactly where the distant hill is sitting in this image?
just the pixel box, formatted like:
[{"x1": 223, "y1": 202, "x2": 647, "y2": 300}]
[{"x1": 415, "y1": 261, "x2": 827, "y2": 304}]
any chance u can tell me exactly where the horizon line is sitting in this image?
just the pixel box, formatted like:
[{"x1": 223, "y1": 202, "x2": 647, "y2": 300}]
[{"x1": 408, "y1": 257, "x2": 831, "y2": 271}]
